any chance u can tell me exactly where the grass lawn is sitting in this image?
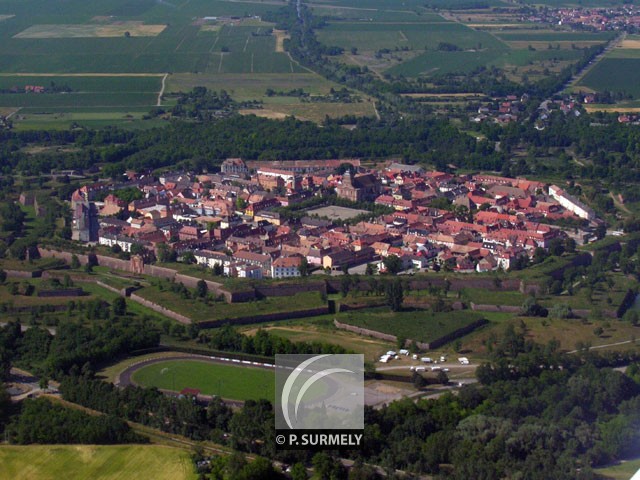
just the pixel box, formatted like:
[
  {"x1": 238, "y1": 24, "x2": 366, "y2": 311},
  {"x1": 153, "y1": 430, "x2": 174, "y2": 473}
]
[
  {"x1": 595, "y1": 458, "x2": 640, "y2": 480},
  {"x1": 339, "y1": 308, "x2": 485, "y2": 343},
  {"x1": 0, "y1": 444, "x2": 196, "y2": 480},
  {"x1": 460, "y1": 287, "x2": 525, "y2": 306},
  {"x1": 135, "y1": 286, "x2": 324, "y2": 322},
  {"x1": 462, "y1": 315, "x2": 640, "y2": 355},
  {"x1": 242, "y1": 323, "x2": 394, "y2": 362},
  {"x1": 76, "y1": 281, "x2": 164, "y2": 320},
  {"x1": 131, "y1": 359, "x2": 274, "y2": 401}
]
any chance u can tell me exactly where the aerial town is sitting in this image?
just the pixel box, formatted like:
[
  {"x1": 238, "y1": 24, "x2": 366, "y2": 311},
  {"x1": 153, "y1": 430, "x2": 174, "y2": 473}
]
[
  {"x1": 523, "y1": 4, "x2": 640, "y2": 31},
  {"x1": 68, "y1": 159, "x2": 600, "y2": 279}
]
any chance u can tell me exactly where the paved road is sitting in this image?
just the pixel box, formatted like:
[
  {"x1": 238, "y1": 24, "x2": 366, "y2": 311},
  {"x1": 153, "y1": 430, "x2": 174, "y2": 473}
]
[
  {"x1": 0, "y1": 322, "x2": 56, "y2": 335},
  {"x1": 7, "y1": 367, "x2": 59, "y2": 401}
]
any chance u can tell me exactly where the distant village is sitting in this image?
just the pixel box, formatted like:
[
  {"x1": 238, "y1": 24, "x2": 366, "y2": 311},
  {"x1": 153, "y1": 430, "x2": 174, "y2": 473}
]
[
  {"x1": 523, "y1": 5, "x2": 640, "y2": 32},
  {"x1": 65, "y1": 159, "x2": 603, "y2": 280}
]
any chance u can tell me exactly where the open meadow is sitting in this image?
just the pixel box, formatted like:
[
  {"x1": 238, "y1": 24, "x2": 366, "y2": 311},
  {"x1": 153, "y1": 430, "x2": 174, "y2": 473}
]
[{"x1": 0, "y1": 444, "x2": 196, "y2": 480}]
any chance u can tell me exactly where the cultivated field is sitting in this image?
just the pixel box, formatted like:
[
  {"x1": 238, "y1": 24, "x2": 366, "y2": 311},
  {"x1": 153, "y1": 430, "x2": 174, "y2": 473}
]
[
  {"x1": 317, "y1": 22, "x2": 506, "y2": 52},
  {"x1": 494, "y1": 31, "x2": 615, "y2": 43},
  {"x1": 166, "y1": 73, "x2": 337, "y2": 99},
  {"x1": 14, "y1": 22, "x2": 166, "y2": 39},
  {"x1": 0, "y1": 0, "x2": 335, "y2": 124},
  {"x1": 0, "y1": 445, "x2": 196, "y2": 480},
  {"x1": 131, "y1": 359, "x2": 275, "y2": 401},
  {"x1": 0, "y1": 74, "x2": 161, "y2": 109},
  {"x1": 313, "y1": 8, "x2": 611, "y2": 86},
  {"x1": 578, "y1": 58, "x2": 640, "y2": 98}
]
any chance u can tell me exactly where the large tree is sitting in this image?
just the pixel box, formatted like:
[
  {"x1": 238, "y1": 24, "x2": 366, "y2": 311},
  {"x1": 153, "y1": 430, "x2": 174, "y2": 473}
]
[{"x1": 385, "y1": 279, "x2": 404, "y2": 312}]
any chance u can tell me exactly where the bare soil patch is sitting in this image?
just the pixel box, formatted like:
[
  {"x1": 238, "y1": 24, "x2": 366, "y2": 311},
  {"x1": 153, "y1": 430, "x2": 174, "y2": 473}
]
[
  {"x1": 585, "y1": 105, "x2": 640, "y2": 113},
  {"x1": 273, "y1": 29, "x2": 289, "y2": 53},
  {"x1": 401, "y1": 92, "x2": 483, "y2": 98},
  {"x1": 239, "y1": 108, "x2": 288, "y2": 119},
  {"x1": 14, "y1": 22, "x2": 166, "y2": 39},
  {"x1": 620, "y1": 39, "x2": 640, "y2": 49}
]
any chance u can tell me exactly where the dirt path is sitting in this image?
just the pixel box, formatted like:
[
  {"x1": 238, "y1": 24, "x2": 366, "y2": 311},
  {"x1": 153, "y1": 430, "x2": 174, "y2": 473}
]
[
  {"x1": 157, "y1": 73, "x2": 168, "y2": 106},
  {"x1": 568, "y1": 338, "x2": 636, "y2": 354},
  {"x1": 610, "y1": 191, "x2": 631, "y2": 214},
  {"x1": 5, "y1": 107, "x2": 20, "y2": 119},
  {"x1": 373, "y1": 101, "x2": 381, "y2": 120}
]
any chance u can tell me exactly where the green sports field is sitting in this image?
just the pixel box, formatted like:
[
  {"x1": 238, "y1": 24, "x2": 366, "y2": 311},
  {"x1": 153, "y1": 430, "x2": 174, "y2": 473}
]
[
  {"x1": 131, "y1": 360, "x2": 275, "y2": 401},
  {"x1": 0, "y1": 445, "x2": 196, "y2": 480}
]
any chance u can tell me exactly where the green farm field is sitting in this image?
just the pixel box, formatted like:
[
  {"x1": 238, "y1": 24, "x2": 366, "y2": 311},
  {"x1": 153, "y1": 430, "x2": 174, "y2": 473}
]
[
  {"x1": 387, "y1": 50, "x2": 503, "y2": 76},
  {"x1": 494, "y1": 31, "x2": 616, "y2": 42},
  {"x1": 308, "y1": 8, "x2": 447, "y2": 22},
  {"x1": 578, "y1": 58, "x2": 640, "y2": 98},
  {"x1": 0, "y1": 444, "x2": 196, "y2": 480},
  {"x1": 167, "y1": 73, "x2": 341, "y2": 99},
  {"x1": 10, "y1": 108, "x2": 166, "y2": 131},
  {"x1": 0, "y1": 0, "x2": 324, "y2": 123},
  {"x1": 317, "y1": 22, "x2": 506, "y2": 52},
  {"x1": 308, "y1": 0, "x2": 508, "y2": 9},
  {"x1": 131, "y1": 359, "x2": 275, "y2": 401}
]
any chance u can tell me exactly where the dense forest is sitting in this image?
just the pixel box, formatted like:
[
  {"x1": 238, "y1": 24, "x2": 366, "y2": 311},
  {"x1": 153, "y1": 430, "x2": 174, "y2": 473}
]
[
  {"x1": 0, "y1": 115, "x2": 491, "y2": 177},
  {"x1": 7, "y1": 397, "x2": 145, "y2": 445},
  {"x1": 0, "y1": 318, "x2": 160, "y2": 380}
]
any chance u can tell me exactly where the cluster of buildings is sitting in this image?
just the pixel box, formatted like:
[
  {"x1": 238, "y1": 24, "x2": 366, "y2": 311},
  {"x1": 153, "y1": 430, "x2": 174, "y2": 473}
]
[
  {"x1": 24, "y1": 85, "x2": 45, "y2": 93},
  {"x1": 535, "y1": 97, "x2": 583, "y2": 130},
  {"x1": 69, "y1": 159, "x2": 599, "y2": 278},
  {"x1": 550, "y1": 6, "x2": 640, "y2": 32},
  {"x1": 471, "y1": 94, "x2": 529, "y2": 125},
  {"x1": 617, "y1": 113, "x2": 640, "y2": 124},
  {"x1": 519, "y1": 5, "x2": 640, "y2": 32}
]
